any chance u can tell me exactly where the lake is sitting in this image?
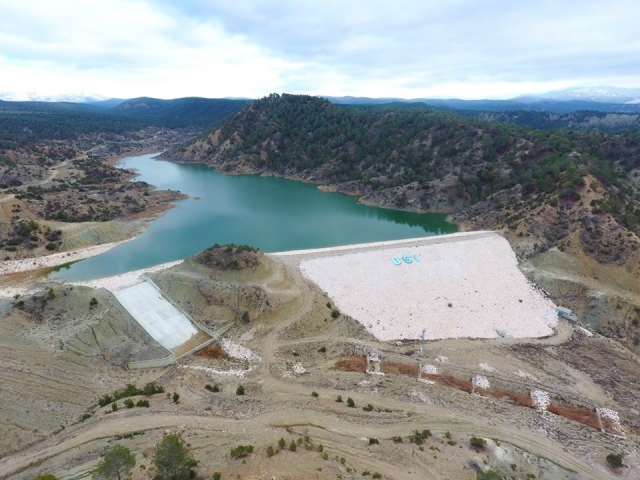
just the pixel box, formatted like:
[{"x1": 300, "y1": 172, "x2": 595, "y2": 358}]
[{"x1": 50, "y1": 153, "x2": 457, "y2": 281}]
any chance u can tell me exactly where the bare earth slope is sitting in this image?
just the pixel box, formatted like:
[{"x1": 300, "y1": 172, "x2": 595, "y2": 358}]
[{"x1": 0, "y1": 240, "x2": 638, "y2": 479}]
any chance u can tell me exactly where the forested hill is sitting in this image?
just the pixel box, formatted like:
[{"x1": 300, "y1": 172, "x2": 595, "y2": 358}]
[
  {"x1": 0, "y1": 97, "x2": 247, "y2": 146},
  {"x1": 111, "y1": 97, "x2": 248, "y2": 128},
  {"x1": 165, "y1": 93, "x2": 640, "y2": 264}
]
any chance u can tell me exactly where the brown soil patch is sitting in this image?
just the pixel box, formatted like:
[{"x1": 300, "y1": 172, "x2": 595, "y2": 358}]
[{"x1": 195, "y1": 342, "x2": 229, "y2": 359}]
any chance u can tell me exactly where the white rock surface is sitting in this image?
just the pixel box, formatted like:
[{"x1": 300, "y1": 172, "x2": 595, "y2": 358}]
[
  {"x1": 531, "y1": 389, "x2": 550, "y2": 411},
  {"x1": 472, "y1": 375, "x2": 491, "y2": 389},
  {"x1": 420, "y1": 364, "x2": 438, "y2": 374},
  {"x1": 220, "y1": 338, "x2": 261, "y2": 363},
  {"x1": 298, "y1": 232, "x2": 557, "y2": 341}
]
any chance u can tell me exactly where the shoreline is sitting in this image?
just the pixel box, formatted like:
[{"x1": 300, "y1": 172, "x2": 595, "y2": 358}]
[{"x1": 0, "y1": 241, "x2": 130, "y2": 276}]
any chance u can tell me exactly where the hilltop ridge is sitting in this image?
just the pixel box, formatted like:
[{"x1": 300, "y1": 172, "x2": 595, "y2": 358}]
[{"x1": 164, "y1": 94, "x2": 640, "y2": 260}]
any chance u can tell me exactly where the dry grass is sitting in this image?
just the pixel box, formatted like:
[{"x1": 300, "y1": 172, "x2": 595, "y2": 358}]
[
  {"x1": 196, "y1": 342, "x2": 229, "y2": 359},
  {"x1": 381, "y1": 361, "x2": 419, "y2": 377},
  {"x1": 333, "y1": 356, "x2": 419, "y2": 376},
  {"x1": 424, "y1": 374, "x2": 473, "y2": 393},
  {"x1": 490, "y1": 388, "x2": 534, "y2": 408},
  {"x1": 547, "y1": 405, "x2": 601, "y2": 430},
  {"x1": 334, "y1": 356, "x2": 366, "y2": 372},
  {"x1": 333, "y1": 356, "x2": 605, "y2": 432}
]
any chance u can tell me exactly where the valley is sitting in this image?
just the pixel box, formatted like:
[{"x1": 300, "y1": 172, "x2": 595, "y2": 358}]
[{"x1": 0, "y1": 94, "x2": 639, "y2": 479}]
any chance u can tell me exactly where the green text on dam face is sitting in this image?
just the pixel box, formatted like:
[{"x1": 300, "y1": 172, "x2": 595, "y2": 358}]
[{"x1": 50, "y1": 153, "x2": 457, "y2": 281}]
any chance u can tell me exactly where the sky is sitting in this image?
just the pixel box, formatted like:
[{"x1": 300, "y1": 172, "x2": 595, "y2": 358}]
[{"x1": 0, "y1": 0, "x2": 639, "y2": 101}]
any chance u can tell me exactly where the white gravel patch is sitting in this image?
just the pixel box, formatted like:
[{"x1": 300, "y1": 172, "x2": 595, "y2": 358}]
[
  {"x1": 472, "y1": 375, "x2": 491, "y2": 389},
  {"x1": 478, "y1": 363, "x2": 495, "y2": 372},
  {"x1": 298, "y1": 232, "x2": 557, "y2": 341},
  {"x1": 292, "y1": 362, "x2": 306, "y2": 375},
  {"x1": 220, "y1": 338, "x2": 261, "y2": 363},
  {"x1": 420, "y1": 364, "x2": 438, "y2": 374},
  {"x1": 531, "y1": 389, "x2": 550, "y2": 412},
  {"x1": 597, "y1": 408, "x2": 625, "y2": 437},
  {"x1": 182, "y1": 365, "x2": 249, "y2": 377}
]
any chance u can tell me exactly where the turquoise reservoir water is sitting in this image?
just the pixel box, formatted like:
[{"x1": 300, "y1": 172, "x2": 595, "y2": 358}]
[{"x1": 50, "y1": 153, "x2": 457, "y2": 281}]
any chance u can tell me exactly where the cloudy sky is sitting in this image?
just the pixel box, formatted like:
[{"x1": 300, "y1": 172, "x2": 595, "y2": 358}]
[{"x1": 1, "y1": 0, "x2": 638, "y2": 100}]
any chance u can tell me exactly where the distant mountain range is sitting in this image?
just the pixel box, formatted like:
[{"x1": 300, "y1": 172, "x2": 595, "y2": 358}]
[
  {"x1": 2, "y1": 86, "x2": 640, "y2": 115},
  {"x1": 325, "y1": 87, "x2": 640, "y2": 114},
  {"x1": 516, "y1": 86, "x2": 640, "y2": 104}
]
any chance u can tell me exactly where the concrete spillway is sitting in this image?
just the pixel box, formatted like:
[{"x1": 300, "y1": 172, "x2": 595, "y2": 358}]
[{"x1": 113, "y1": 281, "x2": 198, "y2": 350}]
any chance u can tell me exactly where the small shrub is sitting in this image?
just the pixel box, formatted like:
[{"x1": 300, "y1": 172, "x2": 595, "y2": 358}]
[
  {"x1": 278, "y1": 438, "x2": 286, "y2": 449},
  {"x1": 372, "y1": 473, "x2": 382, "y2": 479},
  {"x1": 143, "y1": 382, "x2": 164, "y2": 396},
  {"x1": 136, "y1": 399, "x2": 150, "y2": 408},
  {"x1": 331, "y1": 309, "x2": 340, "y2": 318},
  {"x1": 363, "y1": 403, "x2": 374, "y2": 411},
  {"x1": 340, "y1": 457, "x2": 346, "y2": 464},
  {"x1": 510, "y1": 463, "x2": 517, "y2": 471},
  {"x1": 172, "y1": 392, "x2": 180, "y2": 403},
  {"x1": 322, "y1": 452, "x2": 329, "y2": 460},
  {"x1": 408, "y1": 429, "x2": 431, "y2": 445},
  {"x1": 368, "y1": 438, "x2": 379, "y2": 445},
  {"x1": 89, "y1": 297, "x2": 98, "y2": 307},
  {"x1": 111, "y1": 403, "x2": 118, "y2": 412},
  {"x1": 266, "y1": 445, "x2": 275, "y2": 457},
  {"x1": 317, "y1": 444, "x2": 324, "y2": 452},
  {"x1": 347, "y1": 397, "x2": 355, "y2": 408},
  {"x1": 230, "y1": 444, "x2": 254, "y2": 458},
  {"x1": 311, "y1": 391, "x2": 319, "y2": 397},
  {"x1": 124, "y1": 399, "x2": 134, "y2": 409},
  {"x1": 470, "y1": 436, "x2": 487, "y2": 450},
  {"x1": 526, "y1": 474, "x2": 536, "y2": 479},
  {"x1": 336, "y1": 395, "x2": 343, "y2": 403},
  {"x1": 213, "y1": 473, "x2": 221, "y2": 480},
  {"x1": 444, "y1": 431, "x2": 451, "y2": 439},
  {"x1": 236, "y1": 385, "x2": 245, "y2": 395},
  {"x1": 392, "y1": 436, "x2": 403, "y2": 443},
  {"x1": 289, "y1": 441, "x2": 297, "y2": 452},
  {"x1": 318, "y1": 346, "x2": 327, "y2": 353},
  {"x1": 606, "y1": 453, "x2": 624, "y2": 469}
]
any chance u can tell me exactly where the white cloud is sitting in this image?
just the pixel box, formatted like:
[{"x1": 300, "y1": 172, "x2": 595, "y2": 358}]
[{"x1": 0, "y1": 0, "x2": 638, "y2": 100}]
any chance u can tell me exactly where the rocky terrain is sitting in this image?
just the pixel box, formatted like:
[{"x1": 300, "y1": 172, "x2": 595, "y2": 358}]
[
  {"x1": 0, "y1": 96, "x2": 639, "y2": 478},
  {"x1": 0, "y1": 245, "x2": 638, "y2": 479}
]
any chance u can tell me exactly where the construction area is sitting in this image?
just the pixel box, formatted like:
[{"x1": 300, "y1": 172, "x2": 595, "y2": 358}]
[
  {"x1": 293, "y1": 231, "x2": 557, "y2": 340},
  {"x1": 113, "y1": 281, "x2": 198, "y2": 350},
  {"x1": 1, "y1": 238, "x2": 638, "y2": 480}
]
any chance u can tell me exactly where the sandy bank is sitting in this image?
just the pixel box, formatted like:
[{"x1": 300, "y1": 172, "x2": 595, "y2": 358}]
[{"x1": 0, "y1": 241, "x2": 128, "y2": 276}]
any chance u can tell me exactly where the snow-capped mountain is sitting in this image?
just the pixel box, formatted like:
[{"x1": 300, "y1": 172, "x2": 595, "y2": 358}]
[
  {"x1": 0, "y1": 91, "x2": 111, "y2": 103},
  {"x1": 517, "y1": 86, "x2": 640, "y2": 104}
]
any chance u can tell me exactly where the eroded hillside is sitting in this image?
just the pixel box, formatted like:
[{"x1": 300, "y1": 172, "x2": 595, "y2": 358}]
[{"x1": 1, "y1": 245, "x2": 639, "y2": 479}]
